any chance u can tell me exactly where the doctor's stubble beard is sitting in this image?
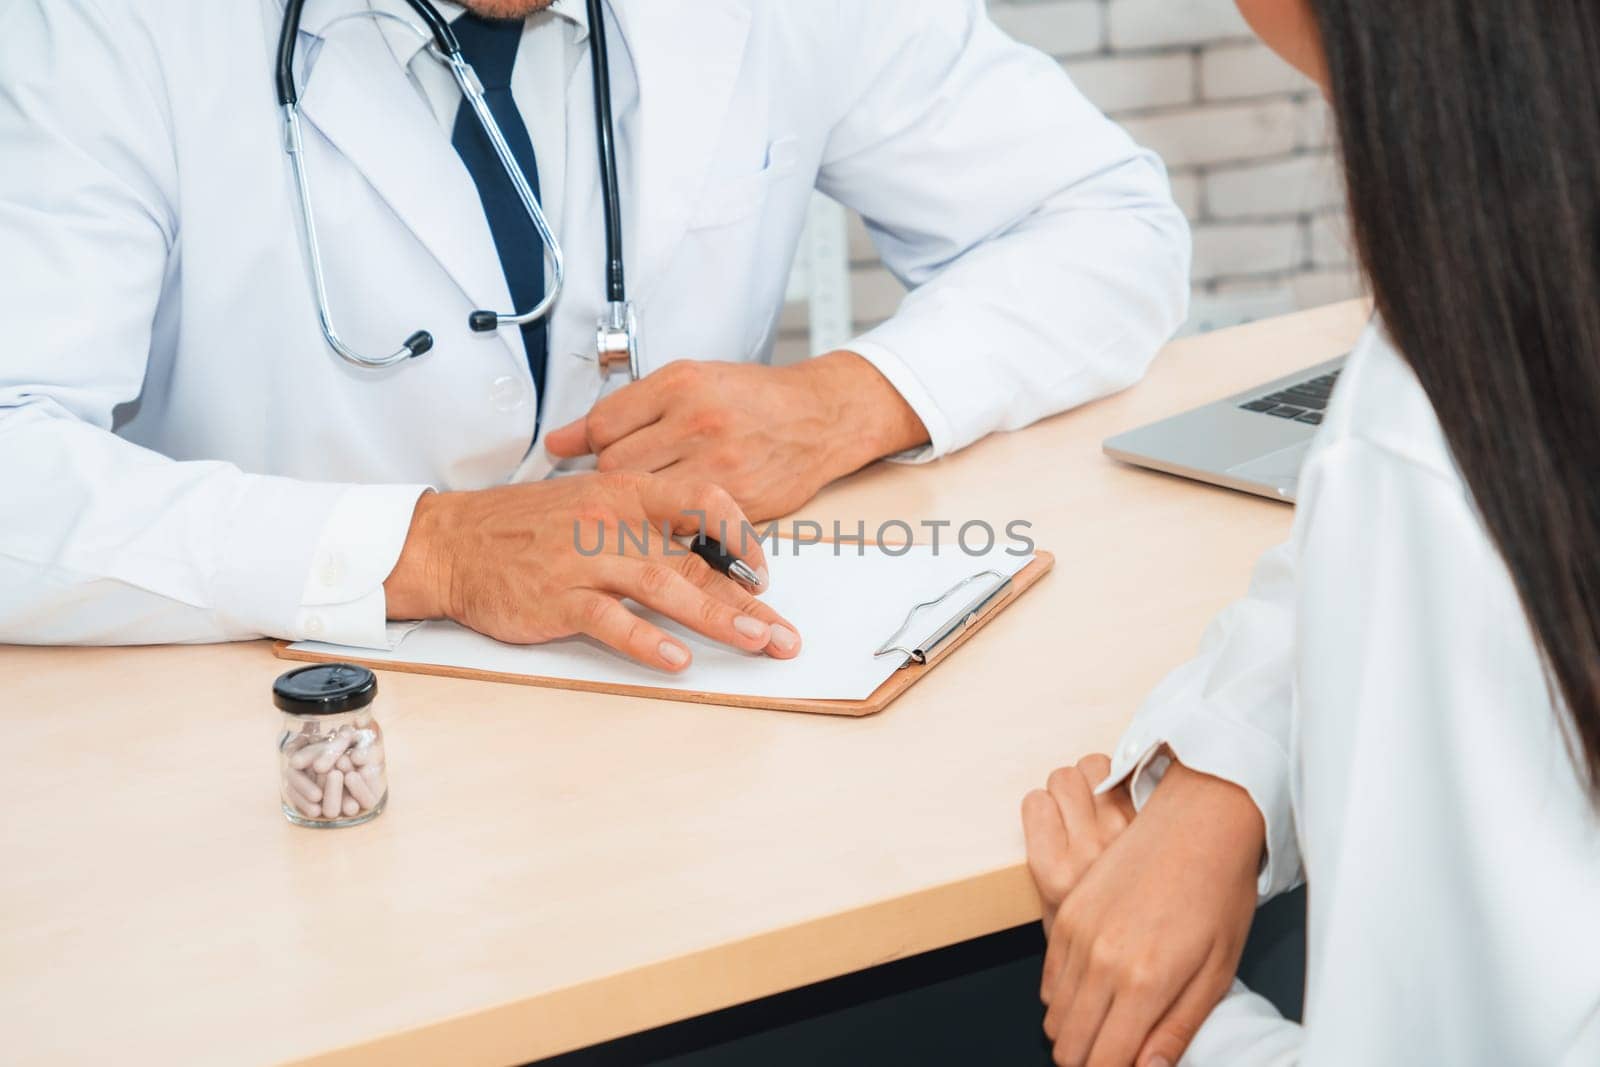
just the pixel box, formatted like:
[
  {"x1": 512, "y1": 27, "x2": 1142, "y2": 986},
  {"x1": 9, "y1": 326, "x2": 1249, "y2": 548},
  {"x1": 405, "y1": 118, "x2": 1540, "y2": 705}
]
[{"x1": 462, "y1": 0, "x2": 559, "y2": 16}]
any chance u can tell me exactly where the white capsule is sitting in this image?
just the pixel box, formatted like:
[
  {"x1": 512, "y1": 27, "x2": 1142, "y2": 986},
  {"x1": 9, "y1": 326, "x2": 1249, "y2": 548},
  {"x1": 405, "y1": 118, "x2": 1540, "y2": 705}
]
[
  {"x1": 288, "y1": 741, "x2": 327, "y2": 770},
  {"x1": 344, "y1": 765, "x2": 377, "y2": 810},
  {"x1": 342, "y1": 795, "x2": 359, "y2": 818},
  {"x1": 312, "y1": 734, "x2": 355, "y2": 774},
  {"x1": 285, "y1": 768, "x2": 322, "y2": 804},
  {"x1": 321, "y1": 769, "x2": 345, "y2": 819},
  {"x1": 336, "y1": 754, "x2": 354, "y2": 773},
  {"x1": 351, "y1": 740, "x2": 385, "y2": 768},
  {"x1": 286, "y1": 788, "x2": 321, "y2": 818},
  {"x1": 360, "y1": 764, "x2": 387, "y2": 807}
]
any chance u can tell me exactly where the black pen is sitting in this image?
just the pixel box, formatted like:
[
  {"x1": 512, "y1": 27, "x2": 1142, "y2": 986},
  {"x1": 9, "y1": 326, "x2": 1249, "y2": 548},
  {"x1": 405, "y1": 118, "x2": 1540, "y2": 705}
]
[{"x1": 687, "y1": 533, "x2": 764, "y2": 591}]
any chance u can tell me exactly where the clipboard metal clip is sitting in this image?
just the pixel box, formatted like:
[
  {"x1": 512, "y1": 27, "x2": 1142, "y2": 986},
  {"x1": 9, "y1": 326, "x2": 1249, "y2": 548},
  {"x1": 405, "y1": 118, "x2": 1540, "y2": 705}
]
[{"x1": 873, "y1": 569, "x2": 1012, "y2": 668}]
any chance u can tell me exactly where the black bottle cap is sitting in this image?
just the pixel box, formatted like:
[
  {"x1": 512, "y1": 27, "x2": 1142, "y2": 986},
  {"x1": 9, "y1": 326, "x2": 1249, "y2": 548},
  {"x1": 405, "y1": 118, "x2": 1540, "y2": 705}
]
[{"x1": 272, "y1": 664, "x2": 377, "y2": 716}]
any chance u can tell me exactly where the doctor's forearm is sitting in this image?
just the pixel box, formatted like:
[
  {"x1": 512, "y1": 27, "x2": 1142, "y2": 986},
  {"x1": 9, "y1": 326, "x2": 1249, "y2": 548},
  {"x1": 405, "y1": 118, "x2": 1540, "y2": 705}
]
[
  {"x1": 840, "y1": 229, "x2": 1189, "y2": 459},
  {"x1": 804, "y1": 350, "x2": 930, "y2": 469},
  {"x1": 384, "y1": 492, "x2": 450, "y2": 622}
]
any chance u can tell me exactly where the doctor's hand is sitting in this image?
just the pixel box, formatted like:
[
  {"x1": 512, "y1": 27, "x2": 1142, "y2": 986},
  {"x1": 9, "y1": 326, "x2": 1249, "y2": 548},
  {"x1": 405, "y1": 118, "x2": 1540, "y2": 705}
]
[
  {"x1": 1026, "y1": 756, "x2": 1263, "y2": 1067},
  {"x1": 543, "y1": 352, "x2": 929, "y2": 522},
  {"x1": 382, "y1": 472, "x2": 802, "y2": 671}
]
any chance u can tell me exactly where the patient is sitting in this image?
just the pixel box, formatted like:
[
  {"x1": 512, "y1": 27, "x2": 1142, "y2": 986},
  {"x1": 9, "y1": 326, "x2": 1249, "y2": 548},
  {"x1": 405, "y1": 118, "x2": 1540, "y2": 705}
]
[{"x1": 1021, "y1": 1, "x2": 1600, "y2": 1063}]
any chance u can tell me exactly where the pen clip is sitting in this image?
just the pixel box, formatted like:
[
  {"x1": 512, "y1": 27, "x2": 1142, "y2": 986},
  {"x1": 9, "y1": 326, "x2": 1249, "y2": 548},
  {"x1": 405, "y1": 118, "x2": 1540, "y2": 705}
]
[{"x1": 873, "y1": 569, "x2": 1010, "y2": 667}]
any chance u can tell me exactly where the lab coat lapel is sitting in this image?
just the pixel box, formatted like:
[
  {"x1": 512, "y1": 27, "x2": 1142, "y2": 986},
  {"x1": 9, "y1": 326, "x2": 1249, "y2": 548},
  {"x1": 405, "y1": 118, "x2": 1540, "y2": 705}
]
[
  {"x1": 609, "y1": 0, "x2": 751, "y2": 306},
  {"x1": 293, "y1": 15, "x2": 517, "y2": 350}
]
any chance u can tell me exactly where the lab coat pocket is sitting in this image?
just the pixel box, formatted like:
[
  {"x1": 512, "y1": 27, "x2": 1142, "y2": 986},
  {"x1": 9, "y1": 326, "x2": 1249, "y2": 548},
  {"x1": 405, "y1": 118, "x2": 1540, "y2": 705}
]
[{"x1": 687, "y1": 137, "x2": 799, "y2": 230}]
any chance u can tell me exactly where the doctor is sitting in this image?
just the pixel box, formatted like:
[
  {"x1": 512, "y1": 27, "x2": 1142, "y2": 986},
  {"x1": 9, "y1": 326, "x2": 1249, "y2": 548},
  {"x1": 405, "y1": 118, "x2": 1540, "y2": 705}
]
[{"x1": 0, "y1": 0, "x2": 1189, "y2": 667}]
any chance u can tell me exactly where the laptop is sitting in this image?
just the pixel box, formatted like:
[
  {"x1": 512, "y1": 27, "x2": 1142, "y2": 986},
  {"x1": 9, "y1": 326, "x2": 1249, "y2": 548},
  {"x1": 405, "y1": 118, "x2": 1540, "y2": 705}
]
[{"x1": 1102, "y1": 356, "x2": 1347, "y2": 503}]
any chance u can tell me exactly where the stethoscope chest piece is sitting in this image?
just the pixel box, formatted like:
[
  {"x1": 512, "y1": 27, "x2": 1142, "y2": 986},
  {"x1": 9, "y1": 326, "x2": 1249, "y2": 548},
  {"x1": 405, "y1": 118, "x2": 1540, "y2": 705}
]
[{"x1": 596, "y1": 301, "x2": 641, "y2": 380}]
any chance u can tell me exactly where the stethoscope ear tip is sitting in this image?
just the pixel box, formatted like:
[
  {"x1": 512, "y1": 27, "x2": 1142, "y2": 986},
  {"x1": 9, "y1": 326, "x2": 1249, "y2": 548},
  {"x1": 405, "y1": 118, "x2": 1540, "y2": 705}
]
[
  {"x1": 405, "y1": 330, "x2": 435, "y2": 358},
  {"x1": 468, "y1": 310, "x2": 499, "y2": 333}
]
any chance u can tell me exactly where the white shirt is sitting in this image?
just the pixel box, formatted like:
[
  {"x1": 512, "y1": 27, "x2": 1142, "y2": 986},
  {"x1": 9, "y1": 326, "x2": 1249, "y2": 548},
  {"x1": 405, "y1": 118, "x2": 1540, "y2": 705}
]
[
  {"x1": 373, "y1": 0, "x2": 583, "y2": 247},
  {"x1": 1104, "y1": 323, "x2": 1600, "y2": 1063}
]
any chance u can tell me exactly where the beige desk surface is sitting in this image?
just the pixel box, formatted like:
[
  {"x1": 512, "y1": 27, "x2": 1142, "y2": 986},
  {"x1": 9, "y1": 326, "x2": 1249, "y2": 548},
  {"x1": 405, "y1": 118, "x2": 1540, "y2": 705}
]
[{"x1": 0, "y1": 300, "x2": 1368, "y2": 1066}]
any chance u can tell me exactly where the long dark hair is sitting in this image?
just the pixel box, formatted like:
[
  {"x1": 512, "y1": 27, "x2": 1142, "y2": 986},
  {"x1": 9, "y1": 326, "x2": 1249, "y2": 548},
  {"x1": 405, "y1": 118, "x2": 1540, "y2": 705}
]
[{"x1": 1309, "y1": 0, "x2": 1600, "y2": 795}]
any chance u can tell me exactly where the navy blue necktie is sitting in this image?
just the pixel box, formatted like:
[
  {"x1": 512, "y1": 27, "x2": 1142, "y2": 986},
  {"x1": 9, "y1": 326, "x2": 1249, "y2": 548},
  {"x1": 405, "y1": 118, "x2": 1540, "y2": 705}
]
[{"x1": 449, "y1": 14, "x2": 548, "y2": 412}]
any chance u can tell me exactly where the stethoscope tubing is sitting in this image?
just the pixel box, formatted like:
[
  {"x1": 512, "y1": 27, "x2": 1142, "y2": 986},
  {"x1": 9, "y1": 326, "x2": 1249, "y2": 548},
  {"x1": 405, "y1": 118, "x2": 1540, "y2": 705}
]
[
  {"x1": 275, "y1": 0, "x2": 629, "y2": 371},
  {"x1": 448, "y1": 48, "x2": 566, "y2": 331},
  {"x1": 585, "y1": 0, "x2": 625, "y2": 306}
]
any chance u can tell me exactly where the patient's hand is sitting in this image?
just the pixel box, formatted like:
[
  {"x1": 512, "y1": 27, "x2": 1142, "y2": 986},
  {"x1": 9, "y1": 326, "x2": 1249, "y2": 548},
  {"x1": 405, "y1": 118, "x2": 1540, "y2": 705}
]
[
  {"x1": 1026, "y1": 758, "x2": 1263, "y2": 1067},
  {"x1": 1022, "y1": 754, "x2": 1136, "y2": 931}
]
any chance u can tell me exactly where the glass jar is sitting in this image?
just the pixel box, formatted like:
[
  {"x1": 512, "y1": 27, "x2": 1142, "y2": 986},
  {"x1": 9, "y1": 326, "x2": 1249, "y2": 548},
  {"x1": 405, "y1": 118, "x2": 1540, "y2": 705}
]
[{"x1": 273, "y1": 664, "x2": 388, "y2": 828}]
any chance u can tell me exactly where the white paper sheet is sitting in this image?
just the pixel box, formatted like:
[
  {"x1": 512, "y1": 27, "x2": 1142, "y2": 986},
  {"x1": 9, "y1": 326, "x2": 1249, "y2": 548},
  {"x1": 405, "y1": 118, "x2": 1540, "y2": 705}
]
[{"x1": 289, "y1": 544, "x2": 1035, "y2": 701}]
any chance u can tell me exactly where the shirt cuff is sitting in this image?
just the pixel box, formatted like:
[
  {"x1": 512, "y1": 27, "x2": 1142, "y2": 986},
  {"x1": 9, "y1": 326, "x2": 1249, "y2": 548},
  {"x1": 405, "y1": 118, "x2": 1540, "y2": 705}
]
[
  {"x1": 842, "y1": 338, "x2": 951, "y2": 464},
  {"x1": 294, "y1": 483, "x2": 431, "y2": 649},
  {"x1": 1181, "y1": 980, "x2": 1303, "y2": 1065},
  {"x1": 1097, "y1": 698, "x2": 1301, "y2": 902}
]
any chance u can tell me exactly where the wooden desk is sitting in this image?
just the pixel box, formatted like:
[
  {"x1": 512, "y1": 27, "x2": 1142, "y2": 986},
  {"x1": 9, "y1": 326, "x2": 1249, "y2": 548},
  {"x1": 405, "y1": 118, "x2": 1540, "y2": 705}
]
[{"x1": 0, "y1": 301, "x2": 1368, "y2": 1065}]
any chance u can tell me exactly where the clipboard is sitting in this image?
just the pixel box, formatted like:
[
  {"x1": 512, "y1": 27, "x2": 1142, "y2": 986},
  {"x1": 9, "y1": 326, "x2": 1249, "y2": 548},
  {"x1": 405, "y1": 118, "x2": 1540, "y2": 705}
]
[{"x1": 275, "y1": 550, "x2": 1052, "y2": 717}]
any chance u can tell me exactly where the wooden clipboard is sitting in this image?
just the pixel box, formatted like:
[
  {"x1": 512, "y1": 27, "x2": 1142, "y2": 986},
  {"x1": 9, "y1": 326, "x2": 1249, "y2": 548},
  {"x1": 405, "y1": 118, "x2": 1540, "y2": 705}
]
[{"x1": 275, "y1": 550, "x2": 1053, "y2": 717}]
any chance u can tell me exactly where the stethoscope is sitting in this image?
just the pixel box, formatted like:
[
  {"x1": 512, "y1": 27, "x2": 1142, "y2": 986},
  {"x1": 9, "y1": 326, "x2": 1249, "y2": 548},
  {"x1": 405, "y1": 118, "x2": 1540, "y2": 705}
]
[{"x1": 274, "y1": 0, "x2": 640, "y2": 379}]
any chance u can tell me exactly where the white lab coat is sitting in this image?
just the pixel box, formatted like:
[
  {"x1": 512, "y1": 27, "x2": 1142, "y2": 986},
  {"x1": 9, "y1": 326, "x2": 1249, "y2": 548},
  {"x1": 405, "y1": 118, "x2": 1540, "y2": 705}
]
[
  {"x1": 1103, "y1": 324, "x2": 1600, "y2": 1064},
  {"x1": 0, "y1": 0, "x2": 1188, "y2": 646}
]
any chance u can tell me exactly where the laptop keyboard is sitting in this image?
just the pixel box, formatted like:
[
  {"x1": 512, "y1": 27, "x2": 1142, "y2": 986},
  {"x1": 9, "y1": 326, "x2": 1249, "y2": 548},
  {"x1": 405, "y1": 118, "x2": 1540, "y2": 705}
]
[{"x1": 1238, "y1": 368, "x2": 1342, "y2": 426}]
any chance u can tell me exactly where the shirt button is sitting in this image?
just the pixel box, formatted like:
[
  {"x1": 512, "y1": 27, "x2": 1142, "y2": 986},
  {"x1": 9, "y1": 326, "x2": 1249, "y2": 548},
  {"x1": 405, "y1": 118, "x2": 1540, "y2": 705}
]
[
  {"x1": 1119, "y1": 737, "x2": 1142, "y2": 763},
  {"x1": 304, "y1": 614, "x2": 325, "y2": 638},
  {"x1": 319, "y1": 553, "x2": 346, "y2": 588},
  {"x1": 491, "y1": 375, "x2": 529, "y2": 413}
]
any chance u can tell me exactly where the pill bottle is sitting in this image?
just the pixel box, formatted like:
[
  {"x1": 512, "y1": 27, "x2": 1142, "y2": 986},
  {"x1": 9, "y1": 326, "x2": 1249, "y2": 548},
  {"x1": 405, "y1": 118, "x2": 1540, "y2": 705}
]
[{"x1": 274, "y1": 664, "x2": 388, "y2": 828}]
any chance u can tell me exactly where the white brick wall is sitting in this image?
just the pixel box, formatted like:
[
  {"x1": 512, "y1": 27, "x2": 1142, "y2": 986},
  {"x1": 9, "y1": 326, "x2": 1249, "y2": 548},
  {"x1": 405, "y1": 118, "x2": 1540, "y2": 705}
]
[
  {"x1": 1107, "y1": 0, "x2": 1251, "y2": 50},
  {"x1": 778, "y1": 0, "x2": 1363, "y2": 359}
]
